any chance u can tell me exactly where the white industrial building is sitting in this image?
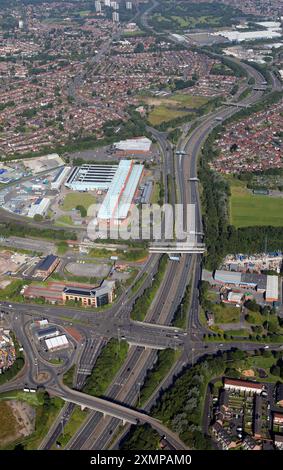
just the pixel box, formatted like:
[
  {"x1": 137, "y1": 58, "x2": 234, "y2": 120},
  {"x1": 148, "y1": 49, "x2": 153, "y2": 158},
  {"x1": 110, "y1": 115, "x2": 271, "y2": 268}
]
[
  {"x1": 51, "y1": 166, "x2": 71, "y2": 191},
  {"x1": 265, "y1": 275, "x2": 279, "y2": 302},
  {"x1": 113, "y1": 137, "x2": 152, "y2": 154},
  {"x1": 227, "y1": 291, "x2": 243, "y2": 305},
  {"x1": 45, "y1": 334, "x2": 69, "y2": 351},
  {"x1": 112, "y1": 11, "x2": 119, "y2": 22},
  {"x1": 65, "y1": 164, "x2": 118, "y2": 191},
  {"x1": 98, "y1": 160, "x2": 143, "y2": 220},
  {"x1": 27, "y1": 197, "x2": 50, "y2": 218},
  {"x1": 95, "y1": 1, "x2": 102, "y2": 13},
  {"x1": 213, "y1": 21, "x2": 282, "y2": 43}
]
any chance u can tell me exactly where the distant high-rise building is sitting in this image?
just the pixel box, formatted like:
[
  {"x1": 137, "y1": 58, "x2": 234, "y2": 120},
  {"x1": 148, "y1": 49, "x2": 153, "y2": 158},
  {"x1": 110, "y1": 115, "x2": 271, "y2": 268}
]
[
  {"x1": 111, "y1": 1, "x2": 119, "y2": 10},
  {"x1": 126, "y1": 2, "x2": 132, "y2": 10},
  {"x1": 112, "y1": 11, "x2": 119, "y2": 22},
  {"x1": 95, "y1": 1, "x2": 102, "y2": 13},
  {"x1": 18, "y1": 19, "x2": 24, "y2": 29}
]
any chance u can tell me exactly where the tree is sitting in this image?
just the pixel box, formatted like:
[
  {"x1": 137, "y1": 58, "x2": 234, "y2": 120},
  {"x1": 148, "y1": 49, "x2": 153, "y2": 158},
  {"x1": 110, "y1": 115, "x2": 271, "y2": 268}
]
[
  {"x1": 76, "y1": 205, "x2": 87, "y2": 217},
  {"x1": 134, "y1": 43, "x2": 144, "y2": 53},
  {"x1": 270, "y1": 365, "x2": 280, "y2": 376},
  {"x1": 244, "y1": 299, "x2": 260, "y2": 312}
]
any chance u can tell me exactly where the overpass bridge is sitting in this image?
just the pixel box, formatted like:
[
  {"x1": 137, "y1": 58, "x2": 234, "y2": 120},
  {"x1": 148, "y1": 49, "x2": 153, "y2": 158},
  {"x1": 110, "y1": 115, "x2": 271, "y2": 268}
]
[
  {"x1": 149, "y1": 242, "x2": 206, "y2": 254},
  {"x1": 52, "y1": 385, "x2": 188, "y2": 449},
  {"x1": 221, "y1": 101, "x2": 250, "y2": 109}
]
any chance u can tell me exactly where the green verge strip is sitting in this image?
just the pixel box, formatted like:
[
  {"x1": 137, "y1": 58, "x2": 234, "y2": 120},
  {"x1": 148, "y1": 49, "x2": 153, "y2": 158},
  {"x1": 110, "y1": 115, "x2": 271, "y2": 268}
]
[
  {"x1": 83, "y1": 339, "x2": 129, "y2": 397},
  {"x1": 172, "y1": 281, "x2": 192, "y2": 329},
  {"x1": 63, "y1": 364, "x2": 76, "y2": 388},
  {"x1": 131, "y1": 272, "x2": 147, "y2": 296},
  {"x1": 55, "y1": 339, "x2": 129, "y2": 448},
  {"x1": 54, "y1": 405, "x2": 89, "y2": 449},
  {"x1": 139, "y1": 349, "x2": 181, "y2": 407},
  {"x1": 131, "y1": 255, "x2": 168, "y2": 321}
]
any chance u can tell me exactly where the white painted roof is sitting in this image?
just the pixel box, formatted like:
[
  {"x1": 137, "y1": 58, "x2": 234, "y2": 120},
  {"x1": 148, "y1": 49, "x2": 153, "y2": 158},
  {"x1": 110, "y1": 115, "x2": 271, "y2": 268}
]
[{"x1": 45, "y1": 334, "x2": 69, "y2": 350}]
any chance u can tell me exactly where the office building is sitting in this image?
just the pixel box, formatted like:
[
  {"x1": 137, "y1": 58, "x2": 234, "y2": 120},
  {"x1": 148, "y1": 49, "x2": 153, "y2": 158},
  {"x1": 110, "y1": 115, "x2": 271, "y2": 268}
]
[{"x1": 62, "y1": 280, "x2": 115, "y2": 307}]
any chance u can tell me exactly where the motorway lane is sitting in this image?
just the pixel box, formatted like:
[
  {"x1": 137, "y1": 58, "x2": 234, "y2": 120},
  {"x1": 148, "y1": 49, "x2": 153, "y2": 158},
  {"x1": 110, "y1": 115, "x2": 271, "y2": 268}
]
[
  {"x1": 41, "y1": 335, "x2": 105, "y2": 449},
  {"x1": 77, "y1": 348, "x2": 157, "y2": 450},
  {"x1": 1, "y1": 23, "x2": 282, "y2": 452},
  {"x1": 66, "y1": 346, "x2": 156, "y2": 449},
  {"x1": 104, "y1": 55, "x2": 283, "y2": 450}
]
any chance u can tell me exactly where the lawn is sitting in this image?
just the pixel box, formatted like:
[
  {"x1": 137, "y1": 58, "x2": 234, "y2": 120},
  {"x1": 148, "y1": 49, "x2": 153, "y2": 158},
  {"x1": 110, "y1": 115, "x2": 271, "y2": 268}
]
[
  {"x1": 213, "y1": 303, "x2": 240, "y2": 323},
  {"x1": 237, "y1": 355, "x2": 283, "y2": 384},
  {"x1": 229, "y1": 180, "x2": 283, "y2": 227},
  {"x1": 148, "y1": 105, "x2": 189, "y2": 126},
  {"x1": 56, "y1": 406, "x2": 89, "y2": 448},
  {"x1": 0, "y1": 390, "x2": 43, "y2": 407},
  {"x1": 62, "y1": 192, "x2": 96, "y2": 212},
  {"x1": 150, "y1": 181, "x2": 161, "y2": 204},
  {"x1": 224, "y1": 328, "x2": 250, "y2": 337},
  {"x1": 168, "y1": 94, "x2": 209, "y2": 108},
  {"x1": 55, "y1": 215, "x2": 73, "y2": 226},
  {"x1": 146, "y1": 93, "x2": 209, "y2": 126}
]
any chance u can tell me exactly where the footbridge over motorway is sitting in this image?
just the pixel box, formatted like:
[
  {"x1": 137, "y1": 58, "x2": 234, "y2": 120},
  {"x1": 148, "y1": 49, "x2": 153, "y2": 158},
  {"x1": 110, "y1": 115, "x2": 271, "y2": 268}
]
[
  {"x1": 149, "y1": 242, "x2": 206, "y2": 254},
  {"x1": 221, "y1": 101, "x2": 250, "y2": 109},
  {"x1": 50, "y1": 385, "x2": 188, "y2": 449}
]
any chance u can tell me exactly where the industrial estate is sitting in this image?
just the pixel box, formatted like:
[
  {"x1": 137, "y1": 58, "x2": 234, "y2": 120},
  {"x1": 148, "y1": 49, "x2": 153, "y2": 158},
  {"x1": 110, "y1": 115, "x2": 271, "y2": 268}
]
[{"x1": 1, "y1": 0, "x2": 283, "y2": 460}]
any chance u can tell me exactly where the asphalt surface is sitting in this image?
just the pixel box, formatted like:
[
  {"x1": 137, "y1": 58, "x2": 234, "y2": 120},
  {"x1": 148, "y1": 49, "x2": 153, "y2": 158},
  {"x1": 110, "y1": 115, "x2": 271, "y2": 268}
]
[{"x1": 0, "y1": 5, "x2": 282, "y2": 450}]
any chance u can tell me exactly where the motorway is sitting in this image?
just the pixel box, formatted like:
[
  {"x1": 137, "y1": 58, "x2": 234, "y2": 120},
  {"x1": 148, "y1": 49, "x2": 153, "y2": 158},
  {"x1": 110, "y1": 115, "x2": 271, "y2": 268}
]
[{"x1": 0, "y1": 3, "x2": 282, "y2": 450}]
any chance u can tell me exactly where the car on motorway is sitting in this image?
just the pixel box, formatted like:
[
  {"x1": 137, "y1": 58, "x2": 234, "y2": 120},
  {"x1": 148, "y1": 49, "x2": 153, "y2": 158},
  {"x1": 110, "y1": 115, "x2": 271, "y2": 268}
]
[{"x1": 264, "y1": 345, "x2": 270, "y2": 349}]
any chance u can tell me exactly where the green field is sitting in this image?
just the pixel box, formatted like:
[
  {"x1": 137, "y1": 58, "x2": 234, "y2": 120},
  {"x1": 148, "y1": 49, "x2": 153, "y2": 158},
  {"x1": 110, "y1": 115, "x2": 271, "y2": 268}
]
[
  {"x1": 213, "y1": 303, "x2": 240, "y2": 323},
  {"x1": 0, "y1": 390, "x2": 43, "y2": 406},
  {"x1": 147, "y1": 93, "x2": 209, "y2": 125},
  {"x1": 230, "y1": 180, "x2": 283, "y2": 228},
  {"x1": 55, "y1": 215, "x2": 73, "y2": 226},
  {"x1": 148, "y1": 105, "x2": 189, "y2": 125},
  {"x1": 62, "y1": 192, "x2": 96, "y2": 212}
]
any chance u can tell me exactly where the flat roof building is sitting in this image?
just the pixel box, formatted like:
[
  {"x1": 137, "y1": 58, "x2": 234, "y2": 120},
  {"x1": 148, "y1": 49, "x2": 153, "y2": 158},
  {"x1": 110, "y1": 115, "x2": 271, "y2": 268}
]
[
  {"x1": 27, "y1": 197, "x2": 50, "y2": 218},
  {"x1": 113, "y1": 137, "x2": 152, "y2": 155},
  {"x1": 214, "y1": 270, "x2": 242, "y2": 285},
  {"x1": 37, "y1": 327, "x2": 59, "y2": 340},
  {"x1": 227, "y1": 291, "x2": 243, "y2": 304},
  {"x1": 51, "y1": 166, "x2": 71, "y2": 191},
  {"x1": 65, "y1": 164, "x2": 118, "y2": 191},
  {"x1": 98, "y1": 160, "x2": 143, "y2": 220},
  {"x1": 273, "y1": 412, "x2": 283, "y2": 425},
  {"x1": 62, "y1": 279, "x2": 115, "y2": 307},
  {"x1": 34, "y1": 254, "x2": 60, "y2": 279},
  {"x1": 45, "y1": 334, "x2": 69, "y2": 351},
  {"x1": 265, "y1": 275, "x2": 279, "y2": 302}
]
